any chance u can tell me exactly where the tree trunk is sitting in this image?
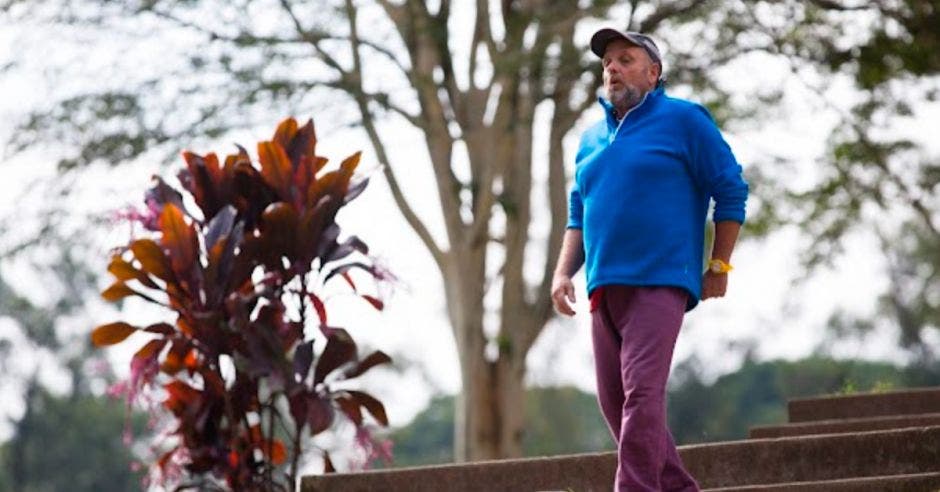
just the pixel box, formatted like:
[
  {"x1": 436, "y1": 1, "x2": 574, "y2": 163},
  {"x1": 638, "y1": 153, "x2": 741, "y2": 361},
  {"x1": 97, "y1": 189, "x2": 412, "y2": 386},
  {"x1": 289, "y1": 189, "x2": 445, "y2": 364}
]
[
  {"x1": 338, "y1": 0, "x2": 604, "y2": 463},
  {"x1": 443, "y1": 238, "x2": 530, "y2": 461}
]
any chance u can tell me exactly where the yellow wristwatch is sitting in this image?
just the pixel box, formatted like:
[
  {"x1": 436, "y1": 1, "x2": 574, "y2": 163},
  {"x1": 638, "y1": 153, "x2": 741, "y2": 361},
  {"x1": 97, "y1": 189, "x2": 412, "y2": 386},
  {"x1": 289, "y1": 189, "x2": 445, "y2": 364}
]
[{"x1": 709, "y1": 259, "x2": 734, "y2": 274}]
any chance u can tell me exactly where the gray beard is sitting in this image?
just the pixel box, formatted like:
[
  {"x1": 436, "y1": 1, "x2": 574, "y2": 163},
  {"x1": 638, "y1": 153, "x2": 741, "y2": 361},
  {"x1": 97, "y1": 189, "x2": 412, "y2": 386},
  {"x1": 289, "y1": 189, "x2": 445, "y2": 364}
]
[{"x1": 607, "y1": 85, "x2": 645, "y2": 117}]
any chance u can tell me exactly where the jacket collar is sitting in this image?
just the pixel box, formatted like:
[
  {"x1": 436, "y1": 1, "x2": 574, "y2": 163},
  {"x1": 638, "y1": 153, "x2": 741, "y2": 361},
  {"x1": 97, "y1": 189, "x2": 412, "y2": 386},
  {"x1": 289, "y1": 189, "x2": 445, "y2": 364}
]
[{"x1": 598, "y1": 83, "x2": 665, "y2": 128}]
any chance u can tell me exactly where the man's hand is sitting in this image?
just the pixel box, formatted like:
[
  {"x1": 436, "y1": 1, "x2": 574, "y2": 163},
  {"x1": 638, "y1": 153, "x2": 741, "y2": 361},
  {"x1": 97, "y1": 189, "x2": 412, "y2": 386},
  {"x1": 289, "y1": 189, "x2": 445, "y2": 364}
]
[
  {"x1": 551, "y1": 275, "x2": 577, "y2": 316},
  {"x1": 701, "y1": 270, "x2": 728, "y2": 300}
]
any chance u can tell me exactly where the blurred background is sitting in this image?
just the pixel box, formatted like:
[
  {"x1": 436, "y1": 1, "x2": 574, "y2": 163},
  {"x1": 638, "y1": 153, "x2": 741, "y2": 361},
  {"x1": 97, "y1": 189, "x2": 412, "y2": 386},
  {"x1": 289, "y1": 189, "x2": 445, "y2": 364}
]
[{"x1": 1, "y1": 0, "x2": 938, "y2": 490}]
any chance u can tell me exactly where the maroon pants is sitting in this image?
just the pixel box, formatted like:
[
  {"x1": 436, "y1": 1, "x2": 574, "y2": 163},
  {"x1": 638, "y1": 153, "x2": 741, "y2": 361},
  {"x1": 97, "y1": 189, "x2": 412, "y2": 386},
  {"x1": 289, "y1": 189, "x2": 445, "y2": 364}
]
[{"x1": 590, "y1": 285, "x2": 699, "y2": 492}]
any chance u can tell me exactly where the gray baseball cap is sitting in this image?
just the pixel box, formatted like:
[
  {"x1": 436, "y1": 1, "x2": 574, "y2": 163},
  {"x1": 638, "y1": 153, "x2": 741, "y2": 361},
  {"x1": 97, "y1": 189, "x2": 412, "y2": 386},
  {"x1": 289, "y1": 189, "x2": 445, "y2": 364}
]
[{"x1": 590, "y1": 28, "x2": 662, "y2": 66}]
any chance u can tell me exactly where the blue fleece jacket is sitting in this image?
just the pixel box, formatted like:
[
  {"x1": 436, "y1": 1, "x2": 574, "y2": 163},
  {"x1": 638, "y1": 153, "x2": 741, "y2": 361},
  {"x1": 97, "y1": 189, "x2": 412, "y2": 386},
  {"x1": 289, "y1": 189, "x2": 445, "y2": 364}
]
[{"x1": 567, "y1": 85, "x2": 748, "y2": 311}]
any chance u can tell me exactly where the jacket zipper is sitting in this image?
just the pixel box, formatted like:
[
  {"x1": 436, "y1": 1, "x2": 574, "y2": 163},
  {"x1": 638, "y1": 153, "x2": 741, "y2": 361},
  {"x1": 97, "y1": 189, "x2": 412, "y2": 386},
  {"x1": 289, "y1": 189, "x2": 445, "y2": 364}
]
[{"x1": 608, "y1": 92, "x2": 650, "y2": 145}]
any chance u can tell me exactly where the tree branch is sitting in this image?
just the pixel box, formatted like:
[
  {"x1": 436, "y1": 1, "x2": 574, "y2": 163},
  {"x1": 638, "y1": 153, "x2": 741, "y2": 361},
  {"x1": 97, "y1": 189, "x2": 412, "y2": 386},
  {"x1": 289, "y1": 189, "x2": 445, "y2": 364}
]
[
  {"x1": 638, "y1": 0, "x2": 709, "y2": 33},
  {"x1": 344, "y1": 0, "x2": 447, "y2": 269},
  {"x1": 279, "y1": 0, "x2": 347, "y2": 75}
]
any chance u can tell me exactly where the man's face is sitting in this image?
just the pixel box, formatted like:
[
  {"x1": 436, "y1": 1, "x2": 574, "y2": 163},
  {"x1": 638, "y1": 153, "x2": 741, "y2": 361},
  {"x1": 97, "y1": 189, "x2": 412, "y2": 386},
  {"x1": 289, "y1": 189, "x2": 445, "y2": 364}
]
[{"x1": 602, "y1": 40, "x2": 660, "y2": 110}]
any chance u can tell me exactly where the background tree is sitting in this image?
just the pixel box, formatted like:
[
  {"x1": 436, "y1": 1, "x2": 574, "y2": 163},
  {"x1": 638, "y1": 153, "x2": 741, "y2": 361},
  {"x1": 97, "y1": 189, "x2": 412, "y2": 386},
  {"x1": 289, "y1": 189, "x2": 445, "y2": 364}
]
[
  {"x1": 2, "y1": 0, "x2": 939, "y2": 463},
  {"x1": 385, "y1": 355, "x2": 940, "y2": 468},
  {"x1": 714, "y1": 1, "x2": 940, "y2": 357},
  {"x1": 0, "y1": 382, "x2": 147, "y2": 492}
]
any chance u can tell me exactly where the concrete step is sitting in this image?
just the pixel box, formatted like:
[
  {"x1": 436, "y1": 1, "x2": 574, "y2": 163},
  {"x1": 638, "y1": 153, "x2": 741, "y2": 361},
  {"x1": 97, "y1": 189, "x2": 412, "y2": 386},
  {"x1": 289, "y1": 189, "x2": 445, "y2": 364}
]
[
  {"x1": 788, "y1": 387, "x2": 940, "y2": 423},
  {"x1": 681, "y1": 425, "x2": 940, "y2": 489},
  {"x1": 749, "y1": 412, "x2": 940, "y2": 438},
  {"x1": 301, "y1": 451, "x2": 618, "y2": 492},
  {"x1": 704, "y1": 472, "x2": 940, "y2": 491},
  {"x1": 301, "y1": 426, "x2": 940, "y2": 491}
]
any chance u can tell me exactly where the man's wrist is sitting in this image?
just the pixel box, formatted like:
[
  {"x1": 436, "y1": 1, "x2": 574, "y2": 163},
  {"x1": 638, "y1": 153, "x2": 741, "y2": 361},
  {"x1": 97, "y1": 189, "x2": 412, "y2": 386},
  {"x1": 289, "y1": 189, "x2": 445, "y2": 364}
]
[{"x1": 708, "y1": 258, "x2": 733, "y2": 274}]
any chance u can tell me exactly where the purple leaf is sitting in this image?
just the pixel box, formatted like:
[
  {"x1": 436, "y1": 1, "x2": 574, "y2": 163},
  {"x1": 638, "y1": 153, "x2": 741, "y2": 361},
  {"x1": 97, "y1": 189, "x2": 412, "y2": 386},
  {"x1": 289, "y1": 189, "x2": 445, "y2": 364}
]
[
  {"x1": 205, "y1": 205, "x2": 237, "y2": 251},
  {"x1": 344, "y1": 177, "x2": 369, "y2": 204},
  {"x1": 293, "y1": 339, "x2": 314, "y2": 383},
  {"x1": 313, "y1": 329, "x2": 357, "y2": 384}
]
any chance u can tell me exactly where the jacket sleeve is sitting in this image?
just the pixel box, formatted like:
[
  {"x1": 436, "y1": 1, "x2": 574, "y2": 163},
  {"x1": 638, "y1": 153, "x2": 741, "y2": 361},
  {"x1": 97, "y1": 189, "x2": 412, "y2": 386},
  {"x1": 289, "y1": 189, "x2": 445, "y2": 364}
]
[
  {"x1": 567, "y1": 179, "x2": 584, "y2": 230},
  {"x1": 685, "y1": 104, "x2": 749, "y2": 224}
]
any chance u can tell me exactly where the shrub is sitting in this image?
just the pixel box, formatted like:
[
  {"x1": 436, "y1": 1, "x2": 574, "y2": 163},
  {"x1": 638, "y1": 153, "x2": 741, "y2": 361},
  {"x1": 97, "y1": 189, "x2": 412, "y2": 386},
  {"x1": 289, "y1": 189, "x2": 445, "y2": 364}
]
[{"x1": 92, "y1": 118, "x2": 392, "y2": 491}]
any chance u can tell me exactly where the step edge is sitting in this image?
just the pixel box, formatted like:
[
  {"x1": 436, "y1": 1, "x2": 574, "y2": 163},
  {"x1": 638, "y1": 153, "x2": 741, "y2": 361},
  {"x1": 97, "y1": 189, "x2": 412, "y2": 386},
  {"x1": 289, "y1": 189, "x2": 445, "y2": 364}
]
[
  {"x1": 680, "y1": 424, "x2": 940, "y2": 451},
  {"x1": 703, "y1": 471, "x2": 940, "y2": 491},
  {"x1": 788, "y1": 387, "x2": 940, "y2": 405},
  {"x1": 750, "y1": 412, "x2": 940, "y2": 431}
]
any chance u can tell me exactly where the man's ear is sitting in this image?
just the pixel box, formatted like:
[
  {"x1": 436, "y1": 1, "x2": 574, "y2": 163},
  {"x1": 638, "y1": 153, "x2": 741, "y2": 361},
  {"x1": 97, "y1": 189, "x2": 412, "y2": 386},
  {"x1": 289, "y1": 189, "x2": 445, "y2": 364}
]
[{"x1": 649, "y1": 63, "x2": 661, "y2": 85}]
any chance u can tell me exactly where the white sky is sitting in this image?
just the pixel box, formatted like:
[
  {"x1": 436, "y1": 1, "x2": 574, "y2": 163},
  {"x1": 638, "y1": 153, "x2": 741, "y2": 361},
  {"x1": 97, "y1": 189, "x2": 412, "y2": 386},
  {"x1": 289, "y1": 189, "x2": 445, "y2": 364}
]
[{"x1": 1, "y1": 3, "x2": 939, "y2": 454}]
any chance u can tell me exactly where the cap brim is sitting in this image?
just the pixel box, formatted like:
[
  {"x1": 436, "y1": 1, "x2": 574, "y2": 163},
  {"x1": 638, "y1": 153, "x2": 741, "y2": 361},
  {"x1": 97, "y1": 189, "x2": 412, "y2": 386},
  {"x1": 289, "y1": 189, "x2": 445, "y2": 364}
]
[{"x1": 590, "y1": 28, "x2": 642, "y2": 58}]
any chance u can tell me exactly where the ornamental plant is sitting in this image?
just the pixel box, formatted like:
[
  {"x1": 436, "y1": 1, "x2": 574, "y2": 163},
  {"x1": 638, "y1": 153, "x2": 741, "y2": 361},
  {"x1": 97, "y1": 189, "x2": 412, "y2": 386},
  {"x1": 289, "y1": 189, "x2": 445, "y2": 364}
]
[{"x1": 92, "y1": 118, "x2": 393, "y2": 491}]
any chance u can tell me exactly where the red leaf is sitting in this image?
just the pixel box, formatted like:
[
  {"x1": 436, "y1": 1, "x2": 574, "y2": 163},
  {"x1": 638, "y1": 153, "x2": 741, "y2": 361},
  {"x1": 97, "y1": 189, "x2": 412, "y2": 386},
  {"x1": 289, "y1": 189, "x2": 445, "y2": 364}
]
[
  {"x1": 259, "y1": 202, "x2": 298, "y2": 265},
  {"x1": 339, "y1": 151, "x2": 361, "y2": 177},
  {"x1": 163, "y1": 380, "x2": 200, "y2": 414},
  {"x1": 297, "y1": 197, "x2": 330, "y2": 260},
  {"x1": 184, "y1": 348, "x2": 199, "y2": 370},
  {"x1": 202, "y1": 368, "x2": 225, "y2": 396},
  {"x1": 249, "y1": 424, "x2": 263, "y2": 445},
  {"x1": 289, "y1": 393, "x2": 308, "y2": 426},
  {"x1": 313, "y1": 156, "x2": 329, "y2": 175},
  {"x1": 360, "y1": 294, "x2": 383, "y2": 311},
  {"x1": 130, "y1": 239, "x2": 174, "y2": 282},
  {"x1": 346, "y1": 350, "x2": 392, "y2": 379},
  {"x1": 107, "y1": 255, "x2": 158, "y2": 288},
  {"x1": 258, "y1": 141, "x2": 293, "y2": 200},
  {"x1": 272, "y1": 118, "x2": 298, "y2": 151},
  {"x1": 91, "y1": 322, "x2": 138, "y2": 347},
  {"x1": 101, "y1": 282, "x2": 135, "y2": 302},
  {"x1": 264, "y1": 439, "x2": 287, "y2": 465},
  {"x1": 336, "y1": 395, "x2": 362, "y2": 426},
  {"x1": 348, "y1": 390, "x2": 389, "y2": 426},
  {"x1": 308, "y1": 170, "x2": 339, "y2": 205},
  {"x1": 176, "y1": 318, "x2": 195, "y2": 337},
  {"x1": 323, "y1": 451, "x2": 335, "y2": 473},
  {"x1": 288, "y1": 120, "x2": 317, "y2": 160},
  {"x1": 133, "y1": 339, "x2": 167, "y2": 360},
  {"x1": 181, "y1": 151, "x2": 222, "y2": 217},
  {"x1": 308, "y1": 293, "x2": 327, "y2": 325},
  {"x1": 308, "y1": 397, "x2": 334, "y2": 435},
  {"x1": 144, "y1": 323, "x2": 175, "y2": 335},
  {"x1": 159, "y1": 204, "x2": 198, "y2": 278},
  {"x1": 158, "y1": 450, "x2": 175, "y2": 472},
  {"x1": 161, "y1": 342, "x2": 187, "y2": 375},
  {"x1": 203, "y1": 152, "x2": 222, "y2": 184},
  {"x1": 101, "y1": 281, "x2": 164, "y2": 305},
  {"x1": 341, "y1": 272, "x2": 357, "y2": 292},
  {"x1": 293, "y1": 156, "x2": 313, "y2": 207},
  {"x1": 313, "y1": 329, "x2": 357, "y2": 384}
]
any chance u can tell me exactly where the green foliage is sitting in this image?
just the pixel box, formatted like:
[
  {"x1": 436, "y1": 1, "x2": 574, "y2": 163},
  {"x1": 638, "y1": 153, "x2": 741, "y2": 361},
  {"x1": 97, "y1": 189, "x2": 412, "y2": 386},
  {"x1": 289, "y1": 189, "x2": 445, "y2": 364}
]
[
  {"x1": 0, "y1": 385, "x2": 146, "y2": 492},
  {"x1": 93, "y1": 118, "x2": 392, "y2": 490},
  {"x1": 383, "y1": 387, "x2": 614, "y2": 467},
  {"x1": 384, "y1": 396, "x2": 455, "y2": 467},
  {"x1": 523, "y1": 386, "x2": 613, "y2": 456}
]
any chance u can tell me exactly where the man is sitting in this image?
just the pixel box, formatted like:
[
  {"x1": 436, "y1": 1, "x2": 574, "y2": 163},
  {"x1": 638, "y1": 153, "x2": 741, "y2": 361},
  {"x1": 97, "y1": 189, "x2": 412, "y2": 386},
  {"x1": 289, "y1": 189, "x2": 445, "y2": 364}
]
[{"x1": 551, "y1": 29, "x2": 748, "y2": 492}]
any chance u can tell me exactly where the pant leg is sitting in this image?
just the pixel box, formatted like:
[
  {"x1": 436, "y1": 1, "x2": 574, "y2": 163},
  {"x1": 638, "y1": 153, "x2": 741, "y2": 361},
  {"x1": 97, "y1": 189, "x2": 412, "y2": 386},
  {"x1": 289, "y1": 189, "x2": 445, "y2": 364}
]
[
  {"x1": 661, "y1": 427, "x2": 700, "y2": 492},
  {"x1": 608, "y1": 286, "x2": 690, "y2": 492},
  {"x1": 590, "y1": 286, "x2": 627, "y2": 442}
]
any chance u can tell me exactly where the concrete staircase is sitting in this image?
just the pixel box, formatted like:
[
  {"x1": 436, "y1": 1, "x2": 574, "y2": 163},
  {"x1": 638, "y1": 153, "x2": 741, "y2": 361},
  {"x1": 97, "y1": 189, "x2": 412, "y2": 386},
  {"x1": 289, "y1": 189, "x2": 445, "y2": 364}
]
[{"x1": 301, "y1": 387, "x2": 940, "y2": 491}]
